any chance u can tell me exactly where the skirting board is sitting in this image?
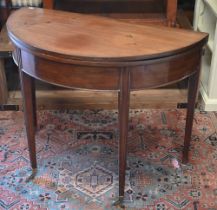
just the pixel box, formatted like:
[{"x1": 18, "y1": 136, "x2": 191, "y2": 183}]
[
  {"x1": 200, "y1": 84, "x2": 217, "y2": 111},
  {"x1": 7, "y1": 88, "x2": 187, "y2": 110}
]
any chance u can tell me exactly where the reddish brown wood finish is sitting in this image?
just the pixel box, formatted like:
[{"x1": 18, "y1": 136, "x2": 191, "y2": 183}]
[
  {"x1": 7, "y1": 8, "x2": 207, "y2": 63},
  {"x1": 166, "y1": 0, "x2": 177, "y2": 26},
  {"x1": 183, "y1": 69, "x2": 201, "y2": 164},
  {"x1": 16, "y1": 48, "x2": 37, "y2": 169},
  {"x1": 43, "y1": 0, "x2": 54, "y2": 9},
  {"x1": 7, "y1": 8, "x2": 208, "y2": 203},
  {"x1": 118, "y1": 68, "x2": 130, "y2": 198},
  {"x1": 42, "y1": 0, "x2": 177, "y2": 26},
  {"x1": 19, "y1": 46, "x2": 201, "y2": 91}
]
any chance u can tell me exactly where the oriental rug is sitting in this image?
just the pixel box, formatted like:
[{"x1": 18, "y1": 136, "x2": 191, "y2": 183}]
[{"x1": 0, "y1": 109, "x2": 217, "y2": 210}]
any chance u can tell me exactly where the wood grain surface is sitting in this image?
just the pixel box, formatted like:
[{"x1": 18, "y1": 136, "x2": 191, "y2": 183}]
[{"x1": 7, "y1": 8, "x2": 207, "y2": 63}]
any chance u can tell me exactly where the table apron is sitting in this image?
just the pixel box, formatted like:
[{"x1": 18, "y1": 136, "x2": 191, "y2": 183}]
[{"x1": 19, "y1": 47, "x2": 201, "y2": 90}]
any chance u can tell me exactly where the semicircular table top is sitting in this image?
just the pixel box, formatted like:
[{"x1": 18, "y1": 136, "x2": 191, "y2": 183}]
[{"x1": 7, "y1": 7, "x2": 207, "y2": 63}]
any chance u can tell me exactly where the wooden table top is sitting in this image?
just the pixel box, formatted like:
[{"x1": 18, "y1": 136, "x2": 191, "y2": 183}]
[{"x1": 7, "y1": 8, "x2": 207, "y2": 62}]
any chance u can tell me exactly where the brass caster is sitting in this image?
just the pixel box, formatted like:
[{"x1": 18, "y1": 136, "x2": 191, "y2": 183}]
[
  {"x1": 182, "y1": 157, "x2": 188, "y2": 165},
  {"x1": 182, "y1": 150, "x2": 189, "y2": 165},
  {"x1": 112, "y1": 196, "x2": 125, "y2": 209},
  {"x1": 25, "y1": 168, "x2": 37, "y2": 182}
]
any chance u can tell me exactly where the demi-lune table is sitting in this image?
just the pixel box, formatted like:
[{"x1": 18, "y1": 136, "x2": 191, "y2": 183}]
[{"x1": 7, "y1": 8, "x2": 208, "y2": 206}]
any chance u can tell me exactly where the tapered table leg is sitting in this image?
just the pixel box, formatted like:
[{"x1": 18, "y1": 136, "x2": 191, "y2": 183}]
[
  {"x1": 19, "y1": 70, "x2": 37, "y2": 169},
  {"x1": 182, "y1": 70, "x2": 200, "y2": 164},
  {"x1": 31, "y1": 80, "x2": 37, "y2": 129},
  {"x1": 114, "y1": 69, "x2": 130, "y2": 207}
]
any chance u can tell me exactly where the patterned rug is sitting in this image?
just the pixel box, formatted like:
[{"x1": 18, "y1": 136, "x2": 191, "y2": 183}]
[{"x1": 0, "y1": 109, "x2": 217, "y2": 210}]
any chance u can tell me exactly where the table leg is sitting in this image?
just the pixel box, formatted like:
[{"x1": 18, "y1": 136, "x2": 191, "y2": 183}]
[
  {"x1": 19, "y1": 70, "x2": 37, "y2": 169},
  {"x1": 182, "y1": 70, "x2": 200, "y2": 164},
  {"x1": 114, "y1": 69, "x2": 130, "y2": 207},
  {"x1": 31, "y1": 79, "x2": 37, "y2": 129}
]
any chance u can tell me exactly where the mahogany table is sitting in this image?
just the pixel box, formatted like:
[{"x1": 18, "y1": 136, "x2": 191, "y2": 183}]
[{"x1": 7, "y1": 8, "x2": 207, "y2": 205}]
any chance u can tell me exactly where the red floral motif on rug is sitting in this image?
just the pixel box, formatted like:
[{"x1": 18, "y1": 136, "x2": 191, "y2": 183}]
[{"x1": 0, "y1": 109, "x2": 217, "y2": 210}]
